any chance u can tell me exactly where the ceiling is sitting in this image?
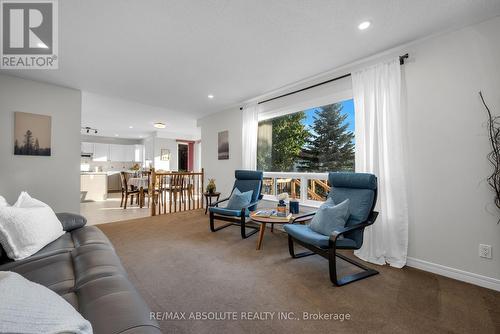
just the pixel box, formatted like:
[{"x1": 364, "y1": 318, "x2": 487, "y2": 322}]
[
  {"x1": 81, "y1": 92, "x2": 200, "y2": 139},
  {"x1": 3, "y1": 0, "x2": 500, "y2": 121}
]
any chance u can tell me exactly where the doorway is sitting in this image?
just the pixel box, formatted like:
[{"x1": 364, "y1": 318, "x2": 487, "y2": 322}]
[{"x1": 178, "y1": 143, "x2": 188, "y2": 171}]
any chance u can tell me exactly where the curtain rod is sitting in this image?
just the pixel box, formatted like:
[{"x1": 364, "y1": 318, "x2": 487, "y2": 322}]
[{"x1": 256, "y1": 53, "x2": 409, "y2": 105}]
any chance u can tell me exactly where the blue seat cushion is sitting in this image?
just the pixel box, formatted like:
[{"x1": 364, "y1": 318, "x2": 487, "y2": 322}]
[
  {"x1": 209, "y1": 206, "x2": 249, "y2": 217},
  {"x1": 284, "y1": 224, "x2": 357, "y2": 249}
]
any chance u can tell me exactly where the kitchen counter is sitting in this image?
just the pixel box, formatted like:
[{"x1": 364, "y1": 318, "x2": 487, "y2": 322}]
[{"x1": 81, "y1": 173, "x2": 108, "y2": 201}]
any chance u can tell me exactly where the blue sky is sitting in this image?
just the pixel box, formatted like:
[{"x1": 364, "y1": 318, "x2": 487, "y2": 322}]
[{"x1": 302, "y1": 99, "x2": 355, "y2": 133}]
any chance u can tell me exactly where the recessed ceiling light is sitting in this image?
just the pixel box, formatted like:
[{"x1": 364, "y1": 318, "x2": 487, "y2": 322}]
[
  {"x1": 154, "y1": 122, "x2": 166, "y2": 129},
  {"x1": 208, "y1": 94, "x2": 214, "y2": 99},
  {"x1": 129, "y1": 126, "x2": 133, "y2": 129},
  {"x1": 358, "y1": 21, "x2": 371, "y2": 30},
  {"x1": 114, "y1": 134, "x2": 119, "y2": 137}
]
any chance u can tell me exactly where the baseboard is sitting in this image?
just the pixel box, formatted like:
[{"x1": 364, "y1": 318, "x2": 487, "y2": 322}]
[{"x1": 406, "y1": 257, "x2": 500, "y2": 292}]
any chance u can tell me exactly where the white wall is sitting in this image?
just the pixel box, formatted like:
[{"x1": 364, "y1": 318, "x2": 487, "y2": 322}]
[
  {"x1": 198, "y1": 17, "x2": 500, "y2": 284},
  {"x1": 404, "y1": 17, "x2": 500, "y2": 281},
  {"x1": 0, "y1": 75, "x2": 82, "y2": 213},
  {"x1": 154, "y1": 137, "x2": 179, "y2": 171},
  {"x1": 198, "y1": 109, "x2": 242, "y2": 197}
]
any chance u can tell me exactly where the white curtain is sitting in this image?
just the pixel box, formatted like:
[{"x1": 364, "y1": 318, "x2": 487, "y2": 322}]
[
  {"x1": 352, "y1": 58, "x2": 409, "y2": 268},
  {"x1": 241, "y1": 104, "x2": 259, "y2": 170}
]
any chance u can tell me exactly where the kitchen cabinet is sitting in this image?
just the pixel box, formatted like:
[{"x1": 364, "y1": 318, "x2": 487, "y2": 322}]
[
  {"x1": 109, "y1": 144, "x2": 136, "y2": 162},
  {"x1": 107, "y1": 172, "x2": 122, "y2": 191},
  {"x1": 81, "y1": 142, "x2": 94, "y2": 154},
  {"x1": 81, "y1": 141, "x2": 144, "y2": 162},
  {"x1": 134, "y1": 145, "x2": 144, "y2": 162},
  {"x1": 81, "y1": 173, "x2": 108, "y2": 201},
  {"x1": 93, "y1": 143, "x2": 109, "y2": 161}
]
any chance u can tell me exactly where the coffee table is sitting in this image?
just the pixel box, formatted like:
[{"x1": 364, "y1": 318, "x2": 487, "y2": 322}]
[{"x1": 250, "y1": 210, "x2": 298, "y2": 250}]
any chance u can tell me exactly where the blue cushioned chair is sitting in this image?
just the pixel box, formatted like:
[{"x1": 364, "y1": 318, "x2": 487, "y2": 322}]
[
  {"x1": 284, "y1": 172, "x2": 379, "y2": 286},
  {"x1": 209, "y1": 170, "x2": 263, "y2": 239}
]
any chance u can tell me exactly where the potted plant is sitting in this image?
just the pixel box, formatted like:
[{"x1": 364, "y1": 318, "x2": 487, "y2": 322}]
[{"x1": 206, "y1": 179, "x2": 216, "y2": 194}]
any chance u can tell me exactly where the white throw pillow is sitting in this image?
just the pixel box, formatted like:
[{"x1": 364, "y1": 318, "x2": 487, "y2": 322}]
[
  {"x1": 0, "y1": 271, "x2": 93, "y2": 334},
  {"x1": 0, "y1": 192, "x2": 64, "y2": 260},
  {"x1": 0, "y1": 196, "x2": 8, "y2": 207}
]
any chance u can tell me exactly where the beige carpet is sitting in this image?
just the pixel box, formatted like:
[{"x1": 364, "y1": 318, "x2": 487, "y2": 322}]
[{"x1": 97, "y1": 210, "x2": 500, "y2": 334}]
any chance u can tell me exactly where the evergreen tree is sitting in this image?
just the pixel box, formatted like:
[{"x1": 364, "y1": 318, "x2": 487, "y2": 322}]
[
  {"x1": 34, "y1": 138, "x2": 40, "y2": 153},
  {"x1": 23, "y1": 130, "x2": 34, "y2": 154},
  {"x1": 299, "y1": 103, "x2": 354, "y2": 172},
  {"x1": 14, "y1": 139, "x2": 20, "y2": 154}
]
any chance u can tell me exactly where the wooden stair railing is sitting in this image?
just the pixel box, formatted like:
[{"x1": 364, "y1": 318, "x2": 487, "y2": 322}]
[{"x1": 149, "y1": 168, "x2": 204, "y2": 216}]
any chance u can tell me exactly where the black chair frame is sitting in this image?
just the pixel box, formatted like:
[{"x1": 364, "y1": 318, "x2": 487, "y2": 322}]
[
  {"x1": 288, "y1": 189, "x2": 379, "y2": 286},
  {"x1": 209, "y1": 194, "x2": 263, "y2": 239}
]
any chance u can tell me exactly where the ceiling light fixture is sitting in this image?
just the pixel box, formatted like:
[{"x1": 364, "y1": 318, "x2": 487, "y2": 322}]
[
  {"x1": 129, "y1": 126, "x2": 133, "y2": 129},
  {"x1": 82, "y1": 126, "x2": 98, "y2": 135},
  {"x1": 208, "y1": 94, "x2": 214, "y2": 99},
  {"x1": 154, "y1": 122, "x2": 166, "y2": 129},
  {"x1": 114, "y1": 134, "x2": 119, "y2": 137},
  {"x1": 358, "y1": 21, "x2": 371, "y2": 30}
]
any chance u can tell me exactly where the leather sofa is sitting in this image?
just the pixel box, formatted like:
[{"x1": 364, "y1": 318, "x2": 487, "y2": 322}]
[{"x1": 0, "y1": 213, "x2": 161, "y2": 334}]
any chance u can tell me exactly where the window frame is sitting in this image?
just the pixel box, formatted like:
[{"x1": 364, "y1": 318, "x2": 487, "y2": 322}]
[{"x1": 257, "y1": 89, "x2": 354, "y2": 207}]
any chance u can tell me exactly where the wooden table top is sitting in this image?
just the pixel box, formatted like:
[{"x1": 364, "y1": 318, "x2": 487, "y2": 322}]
[{"x1": 250, "y1": 209, "x2": 299, "y2": 224}]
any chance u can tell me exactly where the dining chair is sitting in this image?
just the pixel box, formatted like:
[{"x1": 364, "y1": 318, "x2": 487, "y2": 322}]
[{"x1": 120, "y1": 172, "x2": 140, "y2": 209}]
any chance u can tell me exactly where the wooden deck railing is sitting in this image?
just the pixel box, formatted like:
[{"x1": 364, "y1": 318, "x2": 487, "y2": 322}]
[
  {"x1": 262, "y1": 172, "x2": 331, "y2": 206},
  {"x1": 149, "y1": 168, "x2": 204, "y2": 216}
]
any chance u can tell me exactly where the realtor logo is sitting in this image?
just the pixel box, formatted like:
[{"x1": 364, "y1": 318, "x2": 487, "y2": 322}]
[{"x1": 0, "y1": 0, "x2": 58, "y2": 69}]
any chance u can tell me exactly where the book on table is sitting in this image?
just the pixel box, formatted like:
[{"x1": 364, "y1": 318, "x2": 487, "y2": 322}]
[{"x1": 253, "y1": 210, "x2": 292, "y2": 221}]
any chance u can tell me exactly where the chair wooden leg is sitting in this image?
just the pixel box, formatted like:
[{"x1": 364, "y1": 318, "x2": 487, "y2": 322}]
[
  {"x1": 256, "y1": 223, "x2": 266, "y2": 250},
  {"x1": 130, "y1": 195, "x2": 133, "y2": 205},
  {"x1": 120, "y1": 192, "x2": 124, "y2": 207},
  {"x1": 123, "y1": 194, "x2": 128, "y2": 209}
]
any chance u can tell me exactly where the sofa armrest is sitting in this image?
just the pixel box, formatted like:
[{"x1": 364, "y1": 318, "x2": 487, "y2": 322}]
[{"x1": 56, "y1": 213, "x2": 87, "y2": 232}]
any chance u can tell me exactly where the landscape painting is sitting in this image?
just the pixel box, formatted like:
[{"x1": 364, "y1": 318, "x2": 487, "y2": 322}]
[
  {"x1": 218, "y1": 130, "x2": 229, "y2": 160},
  {"x1": 14, "y1": 112, "x2": 52, "y2": 156}
]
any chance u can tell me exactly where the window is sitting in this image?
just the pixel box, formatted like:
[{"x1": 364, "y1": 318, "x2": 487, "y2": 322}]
[
  {"x1": 257, "y1": 99, "x2": 355, "y2": 173},
  {"x1": 257, "y1": 99, "x2": 355, "y2": 204}
]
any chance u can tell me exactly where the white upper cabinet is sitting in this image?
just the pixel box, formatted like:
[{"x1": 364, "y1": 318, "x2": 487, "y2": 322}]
[
  {"x1": 81, "y1": 142, "x2": 144, "y2": 162},
  {"x1": 109, "y1": 144, "x2": 127, "y2": 162},
  {"x1": 81, "y1": 142, "x2": 94, "y2": 154},
  {"x1": 134, "y1": 145, "x2": 144, "y2": 162},
  {"x1": 93, "y1": 143, "x2": 109, "y2": 161}
]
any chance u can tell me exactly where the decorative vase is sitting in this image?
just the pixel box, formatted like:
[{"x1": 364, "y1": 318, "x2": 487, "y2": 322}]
[
  {"x1": 289, "y1": 199, "x2": 299, "y2": 214},
  {"x1": 277, "y1": 200, "x2": 287, "y2": 217}
]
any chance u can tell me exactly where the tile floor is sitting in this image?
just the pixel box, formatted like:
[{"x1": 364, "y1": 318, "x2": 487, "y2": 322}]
[{"x1": 80, "y1": 192, "x2": 150, "y2": 225}]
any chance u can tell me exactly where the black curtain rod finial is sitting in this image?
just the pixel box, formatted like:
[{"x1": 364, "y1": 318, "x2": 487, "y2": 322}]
[{"x1": 399, "y1": 53, "x2": 409, "y2": 65}]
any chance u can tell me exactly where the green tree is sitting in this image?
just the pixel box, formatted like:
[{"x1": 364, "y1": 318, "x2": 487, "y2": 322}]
[
  {"x1": 23, "y1": 130, "x2": 34, "y2": 154},
  {"x1": 268, "y1": 112, "x2": 309, "y2": 171},
  {"x1": 299, "y1": 103, "x2": 354, "y2": 172},
  {"x1": 34, "y1": 138, "x2": 40, "y2": 153}
]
